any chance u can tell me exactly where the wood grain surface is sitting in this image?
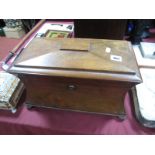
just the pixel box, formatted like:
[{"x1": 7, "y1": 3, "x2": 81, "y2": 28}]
[{"x1": 8, "y1": 37, "x2": 142, "y2": 116}]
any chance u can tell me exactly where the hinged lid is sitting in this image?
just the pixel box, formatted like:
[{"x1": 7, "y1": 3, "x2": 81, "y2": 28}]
[{"x1": 8, "y1": 38, "x2": 142, "y2": 83}]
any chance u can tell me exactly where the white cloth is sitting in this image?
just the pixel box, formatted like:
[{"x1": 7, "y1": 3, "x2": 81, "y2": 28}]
[{"x1": 136, "y1": 68, "x2": 155, "y2": 120}]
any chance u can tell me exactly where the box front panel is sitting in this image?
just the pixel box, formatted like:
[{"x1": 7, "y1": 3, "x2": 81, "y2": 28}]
[{"x1": 20, "y1": 74, "x2": 132, "y2": 115}]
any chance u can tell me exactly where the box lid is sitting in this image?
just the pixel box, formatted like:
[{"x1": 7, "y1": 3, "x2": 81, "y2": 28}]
[{"x1": 8, "y1": 38, "x2": 142, "y2": 83}]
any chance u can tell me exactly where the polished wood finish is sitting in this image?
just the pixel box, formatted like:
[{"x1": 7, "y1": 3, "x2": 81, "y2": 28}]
[
  {"x1": 12, "y1": 19, "x2": 46, "y2": 53},
  {"x1": 3, "y1": 19, "x2": 46, "y2": 65},
  {"x1": 10, "y1": 38, "x2": 141, "y2": 82},
  {"x1": 19, "y1": 75, "x2": 133, "y2": 115},
  {"x1": 8, "y1": 38, "x2": 142, "y2": 117}
]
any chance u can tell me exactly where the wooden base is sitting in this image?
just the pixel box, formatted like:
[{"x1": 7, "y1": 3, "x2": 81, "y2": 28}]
[{"x1": 25, "y1": 102, "x2": 126, "y2": 120}]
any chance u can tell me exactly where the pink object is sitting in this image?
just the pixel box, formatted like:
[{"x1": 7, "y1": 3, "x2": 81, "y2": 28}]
[{"x1": 0, "y1": 37, "x2": 20, "y2": 61}]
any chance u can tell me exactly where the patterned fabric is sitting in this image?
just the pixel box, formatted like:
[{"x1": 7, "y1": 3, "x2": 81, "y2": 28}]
[
  {"x1": 0, "y1": 72, "x2": 20, "y2": 109},
  {"x1": 3, "y1": 19, "x2": 23, "y2": 28}
]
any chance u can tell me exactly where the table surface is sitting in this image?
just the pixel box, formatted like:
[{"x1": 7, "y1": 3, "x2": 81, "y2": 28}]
[
  {"x1": 0, "y1": 21, "x2": 155, "y2": 134},
  {"x1": 0, "y1": 91, "x2": 155, "y2": 134}
]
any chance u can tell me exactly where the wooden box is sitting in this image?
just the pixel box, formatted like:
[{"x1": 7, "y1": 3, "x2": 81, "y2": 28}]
[{"x1": 7, "y1": 38, "x2": 142, "y2": 119}]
